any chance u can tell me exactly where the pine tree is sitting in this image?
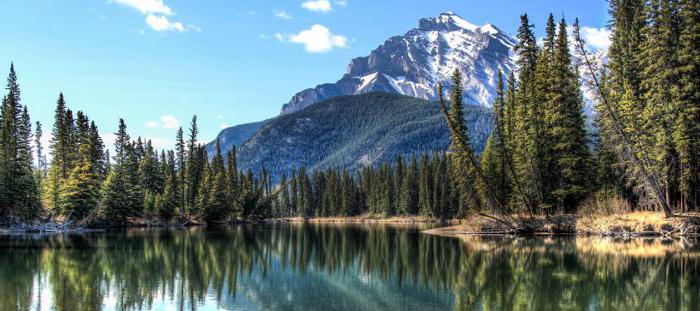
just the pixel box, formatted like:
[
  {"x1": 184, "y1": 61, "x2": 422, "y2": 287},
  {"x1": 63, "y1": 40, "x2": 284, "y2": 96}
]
[
  {"x1": 674, "y1": 0, "x2": 700, "y2": 210},
  {"x1": 418, "y1": 154, "x2": 433, "y2": 216},
  {"x1": 139, "y1": 140, "x2": 162, "y2": 217},
  {"x1": 45, "y1": 94, "x2": 68, "y2": 211},
  {"x1": 545, "y1": 18, "x2": 593, "y2": 211},
  {"x1": 204, "y1": 139, "x2": 229, "y2": 222},
  {"x1": 226, "y1": 147, "x2": 241, "y2": 218},
  {"x1": 157, "y1": 151, "x2": 179, "y2": 221},
  {"x1": 480, "y1": 71, "x2": 511, "y2": 212},
  {"x1": 604, "y1": 0, "x2": 652, "y2": 206},
  {"x1": 100, "y1": 119, "x2": 138, "y2": 223},
  {"x1": 0, "y1": 65, "x2": 39, "y2": 219},
  {"x1": 184, "y1": 116, "x2": 201, "y2": 214},
  {"x1": 34, "y1": 121, "x2": 46, "y2": 196},
  {"x1": 512, "y1": 13, "x2": 543, "y2": 214},
  {"x1": 443, "y1": 70, "x2": 482, "y2": 214},
  {"x1": 279, "y1": 172, "x2": 290, "y2": 217},
  {"x1": 175, "y1": 127, "x2": 186, "y2": 216},
  {"x1": 59, "y1": 143, "x2": 100, "y2": 221},
  {"x1": 399, "y1": 154, "x2": 419, "y2": 215}
]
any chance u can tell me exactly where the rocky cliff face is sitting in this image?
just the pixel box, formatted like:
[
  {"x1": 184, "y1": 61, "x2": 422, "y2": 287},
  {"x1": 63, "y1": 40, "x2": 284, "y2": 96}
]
[{"x1": 280, "y1": 12, "x2": 516, "y2": 114}]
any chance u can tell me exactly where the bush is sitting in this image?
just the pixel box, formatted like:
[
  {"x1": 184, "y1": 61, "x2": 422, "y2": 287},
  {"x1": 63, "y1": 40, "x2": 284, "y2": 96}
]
[{"x1": 578, "y1": 188, "x2": 631, "y2": 218}]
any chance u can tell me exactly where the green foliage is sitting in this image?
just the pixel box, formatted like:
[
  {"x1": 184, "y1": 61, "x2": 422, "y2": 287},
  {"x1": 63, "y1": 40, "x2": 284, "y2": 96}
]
[
  {"x1": 232, "y1": 92, "x2": 493, "y2": 174},
  {"x1": 58, "y1": 145, "x2": 100, "y2": 220},
  {"x1": 0, "y1": 64, "x2": 39, "y2": 220},
  {"x1": 597, "y1": 0, "x2": 700, "y2": 212}
]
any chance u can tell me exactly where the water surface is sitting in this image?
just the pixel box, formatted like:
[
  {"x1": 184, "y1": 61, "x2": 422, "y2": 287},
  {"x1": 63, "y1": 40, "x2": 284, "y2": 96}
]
[{"x1": 0, "y1": 224, "x2": 698, "y2": 310}]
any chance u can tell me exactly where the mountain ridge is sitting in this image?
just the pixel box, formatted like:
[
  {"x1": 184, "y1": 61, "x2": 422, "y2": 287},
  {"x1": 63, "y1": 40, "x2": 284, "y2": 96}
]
[{"x1": 280, "y1": 11, "x2": 515, "y2": 114}]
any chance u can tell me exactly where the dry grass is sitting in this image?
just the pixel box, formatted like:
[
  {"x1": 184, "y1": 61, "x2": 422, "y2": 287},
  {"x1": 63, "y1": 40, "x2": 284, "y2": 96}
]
[
  {"x1": 424, "y1": 211, "x2": 700, "y2": 237},
  {"x1": 577, "y1": 188, "x2": 632, "y2": 218},
  {"x1": 577, "y1": 211, "x2": 700, "y2": 235}
]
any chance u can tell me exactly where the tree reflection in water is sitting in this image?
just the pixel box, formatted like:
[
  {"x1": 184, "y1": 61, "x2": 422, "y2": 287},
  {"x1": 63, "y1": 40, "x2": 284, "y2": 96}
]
[{"x1": 0, "y1": 225, "x2": 697, "y2": 310}]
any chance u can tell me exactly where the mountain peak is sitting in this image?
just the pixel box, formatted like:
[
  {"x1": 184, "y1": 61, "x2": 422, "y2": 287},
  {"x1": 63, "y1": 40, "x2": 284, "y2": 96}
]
[
  {"x1": 478, "y1": 23, "x2": 502, "y2": 35},
  {"x1": 436, "y1": 11, "x2": 479, "y2": 31},
  {"x1": 420, "y1": 11, "x2": 480, "y2": 32},
  {"x1": 280, "y1": 11, "x2": 516, "y2": 114}
]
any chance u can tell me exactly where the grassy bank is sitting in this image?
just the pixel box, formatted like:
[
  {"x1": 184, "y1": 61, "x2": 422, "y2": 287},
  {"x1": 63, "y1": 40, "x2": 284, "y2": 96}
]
[{"x1": 424, "y1": 212, "x2": 700, "y2": 238}]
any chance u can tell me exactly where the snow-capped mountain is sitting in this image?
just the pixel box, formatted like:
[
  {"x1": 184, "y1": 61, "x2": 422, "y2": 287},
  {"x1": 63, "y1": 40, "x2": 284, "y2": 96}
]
[{"x1": 280, "y1": 11, "x2": 516, "y2": 114}]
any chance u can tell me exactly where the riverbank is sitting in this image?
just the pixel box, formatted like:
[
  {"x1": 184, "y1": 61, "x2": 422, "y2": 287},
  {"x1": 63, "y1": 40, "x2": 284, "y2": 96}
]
[
  {"x1": 423, "y1": 212, "x2": 700, "y2": 238},
  {"x1": 4, "y1": 212, "x2": 699, "y2": 238},
  {"x1": 267, "y1": 215, "x2": 457, "y2": 224}
]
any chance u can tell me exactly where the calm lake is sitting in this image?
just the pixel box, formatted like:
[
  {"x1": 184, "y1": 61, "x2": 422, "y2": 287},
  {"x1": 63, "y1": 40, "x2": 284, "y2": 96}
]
[{"x1": 0, "y1": 224, "x2": 698, "y2": 310}]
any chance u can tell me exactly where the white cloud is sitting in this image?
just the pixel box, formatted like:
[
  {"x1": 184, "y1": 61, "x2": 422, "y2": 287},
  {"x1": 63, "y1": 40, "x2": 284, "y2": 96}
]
[
  {"x1": 540, "y1": 25, "x2": 612, "y2": 52},
  {"x1": 579, "y1": 26, "x2": 612, "y2": 50},
  {"x1": 302, "y1": 0, "x2": 332, "y2": 12},
  {"x1": 146, "y1": 14, "x2": 186, "y2": 32},
  {"x1": 146, "y1": 136, "x2": 172, "y2": 149},
  {"x1": 336, "y1": 0, "x2": 348, "y2": 7},
  {"x1": 283, "y1": 24, "x2": 348, "y2": 53},
  {"x1": 102, "y1": 133, "x2": 118, "y2": 148},
  {"x1": 111, "y1": 0, "x2": 198, "y2": 33},
  {"x1": 273, "y1": 9, "x2": 292, "y2": 20},
  {"x1": 145, "y1": 114, "x2": 180, "y2": 129},
  {"x1": 220, "y1": 123, "x2": 230, "y2": 129},
  {"x1": 111, "y1": 0, "x2": 173, "y2": 15}
]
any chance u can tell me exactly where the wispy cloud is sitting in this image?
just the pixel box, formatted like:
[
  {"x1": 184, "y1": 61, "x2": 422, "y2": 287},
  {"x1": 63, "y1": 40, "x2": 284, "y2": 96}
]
[
  {"x1": 578, "y1": 26, "x2": 612, "y2": 50},
  {"x1": 146, "y1": 14, "x2": 186, "y2": 32},
  {"x1": 110, "y1": 0, "x2": 199, "y2": 33},
  {"x1": 302, "y1": 0, "x2": 332, "y2": 13},
  {"x1": 220, "y1": 123, "x2": 230, "y2": 129},
  {"x1": 277, "y1": 24, "x2": 348, "y2": 53},
  {"x1": 111, "y1": 0, "x2": 173, "y2": 15},
  {"x1": 273, "y1": 9, "x2": 293, "y2": 20},
  {"x1": 145, "y1": 136, "x2": 172, "y2": 149},
  {"x1": 145, "y1": 115, "x2": 180, "y2": 129}
]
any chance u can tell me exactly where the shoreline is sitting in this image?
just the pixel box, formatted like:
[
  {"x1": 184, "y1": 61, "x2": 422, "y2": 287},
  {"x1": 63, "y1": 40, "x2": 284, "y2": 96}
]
[
  {"x1": 265, "y1": 215, "x2": 454, "y2": 224},
  {"x1": 2, "y1": 212, "x2": 699, "y2": 238},
  {"x1": 423, "y1": 211, "x2": 700, "y2": 238}
]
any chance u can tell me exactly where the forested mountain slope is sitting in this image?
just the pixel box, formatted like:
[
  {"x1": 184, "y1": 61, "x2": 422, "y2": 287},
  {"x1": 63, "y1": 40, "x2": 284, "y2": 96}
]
[{"x1": 231, "y1": 92, "x2": 492, "y2": 174}]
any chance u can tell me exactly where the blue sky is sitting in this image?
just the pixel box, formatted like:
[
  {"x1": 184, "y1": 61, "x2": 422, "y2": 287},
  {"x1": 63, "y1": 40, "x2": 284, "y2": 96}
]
[{"x1": 0, "y1": 0, "x2": 609, "y2": 149}]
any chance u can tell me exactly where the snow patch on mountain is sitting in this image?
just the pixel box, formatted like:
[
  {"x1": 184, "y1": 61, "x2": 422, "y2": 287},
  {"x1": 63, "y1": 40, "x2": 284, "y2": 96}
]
[{"x1": 280, "y1": 11, "x2": 515, "y2": 114}]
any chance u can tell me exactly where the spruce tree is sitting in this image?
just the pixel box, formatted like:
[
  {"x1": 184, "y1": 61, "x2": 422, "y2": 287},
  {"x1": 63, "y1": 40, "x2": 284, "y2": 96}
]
[
  {"x1": 443, "y1": 70, "x2": 482, "y2": 214},
  {"x1": 204, "y1": 139, "x2": 229, "y2": 222},
  {"x1": 399, "y1": 154, "x2": 419, "y2": 215},
  {"x1": 546, "y1": 18, "x2": 593, "y2": 211},
  {"x1": 674, "y1": 0, "x2": 700, "y2": 210},
  {"x1": 175, "y1": 127, "x2": 186, "y2": 215},
  {"x1": 511, "y1": 13, "x2": 543, "y2": 214},
  {"x1": 59, "y1": 143, "x2": 100, "y2": 221},
  {"x1": 157, "y1": 151, "x2": 179, "y2": 221},
  {"x1": 0, "y1": 66, "x2": 39, "y2": 219},
  {"x1": 100, "y1": 119, "x2": 137, "y2": 223}
]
